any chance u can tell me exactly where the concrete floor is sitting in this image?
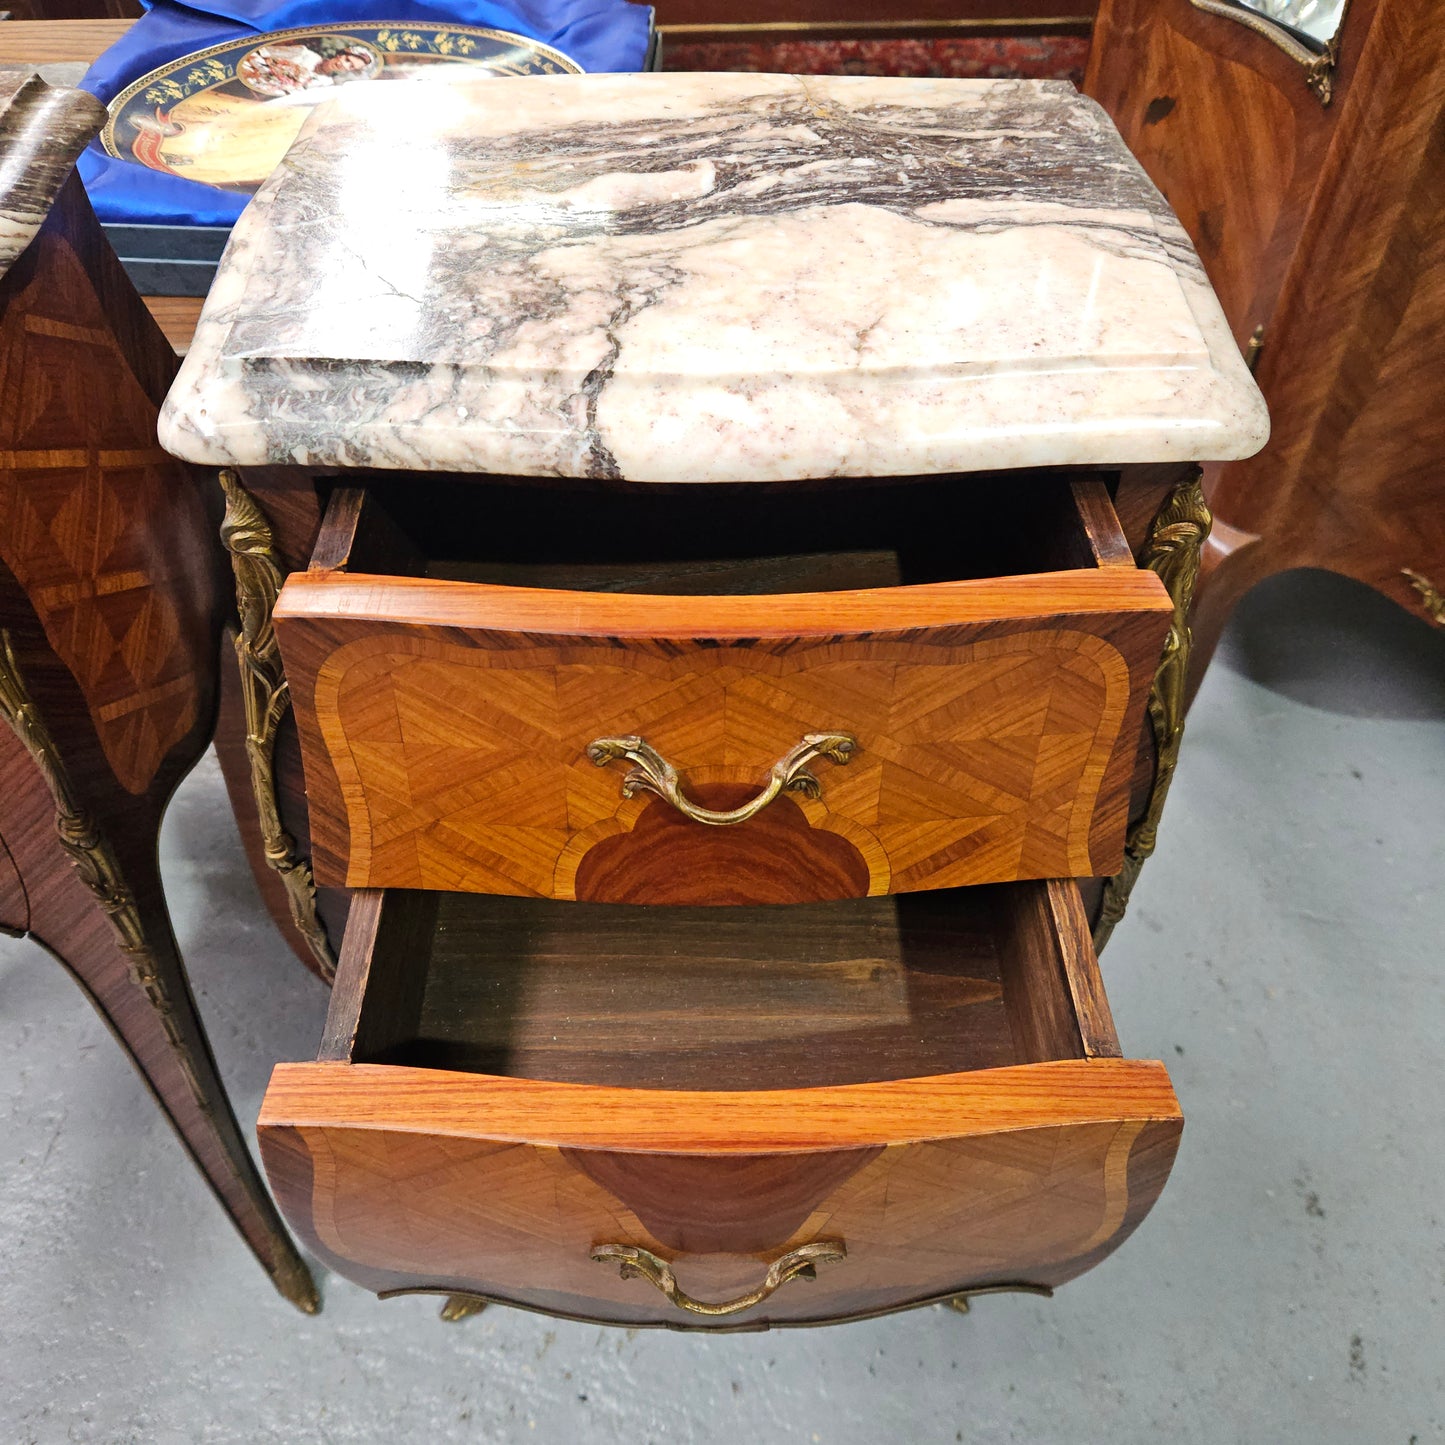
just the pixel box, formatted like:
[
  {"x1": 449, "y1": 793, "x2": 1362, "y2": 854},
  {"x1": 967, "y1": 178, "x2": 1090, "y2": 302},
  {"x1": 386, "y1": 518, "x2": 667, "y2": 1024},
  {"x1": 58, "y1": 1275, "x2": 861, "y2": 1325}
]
[{"x1": 2, "y1": 569, "x2": 1443, "y2": 1445}]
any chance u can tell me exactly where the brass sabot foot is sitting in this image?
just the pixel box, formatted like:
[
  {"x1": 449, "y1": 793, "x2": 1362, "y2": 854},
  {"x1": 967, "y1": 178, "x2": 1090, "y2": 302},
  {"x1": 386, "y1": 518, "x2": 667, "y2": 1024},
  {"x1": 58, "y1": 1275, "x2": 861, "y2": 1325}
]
[
  {"x1": 271, "y1": 1252, "x2": 321, "y2": 1315},
  {"x1": 440, "y1": 1294, "x2": 488, "y2": 1323},
  {"x1": 945, "y1": 1283, "x2": 1053, "y2": 1316}
]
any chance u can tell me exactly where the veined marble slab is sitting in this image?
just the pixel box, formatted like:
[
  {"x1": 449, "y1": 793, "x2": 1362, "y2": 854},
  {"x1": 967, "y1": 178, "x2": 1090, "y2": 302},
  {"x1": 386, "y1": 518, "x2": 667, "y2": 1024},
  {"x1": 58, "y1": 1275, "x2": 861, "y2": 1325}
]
[
  {"x1": 0, "y1": 69, "x2": 106, "y2": 282},
  {"x1": 160, "y1": 73, "x2": 1268, "y2": 481}
]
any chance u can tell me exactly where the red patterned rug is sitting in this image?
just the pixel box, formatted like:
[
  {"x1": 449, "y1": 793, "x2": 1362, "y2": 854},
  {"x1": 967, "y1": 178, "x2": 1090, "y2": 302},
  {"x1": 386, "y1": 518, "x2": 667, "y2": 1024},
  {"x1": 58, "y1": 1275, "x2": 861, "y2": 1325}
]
[{"x1": 660, "y1": 36, "x2": 1090, "y2": 86}]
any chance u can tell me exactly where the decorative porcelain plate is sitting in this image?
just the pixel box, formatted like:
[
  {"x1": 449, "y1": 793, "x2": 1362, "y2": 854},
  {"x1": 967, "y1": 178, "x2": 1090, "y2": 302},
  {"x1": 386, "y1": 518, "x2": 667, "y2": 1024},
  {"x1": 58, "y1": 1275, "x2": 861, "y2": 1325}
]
[{"x1": 101, "y1": 23, "x2": 580, "y2": 194}]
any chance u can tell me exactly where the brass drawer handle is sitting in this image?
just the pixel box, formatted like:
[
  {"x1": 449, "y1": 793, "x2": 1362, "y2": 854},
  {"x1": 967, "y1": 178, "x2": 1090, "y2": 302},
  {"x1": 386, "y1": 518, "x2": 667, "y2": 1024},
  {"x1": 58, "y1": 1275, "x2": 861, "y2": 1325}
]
[
  {"x1": 585, "y1": 733, "x2": 857, "y2": 826},
  {"x1": 591, "y1": 1241, "x2": 846, "y2": 1317}
]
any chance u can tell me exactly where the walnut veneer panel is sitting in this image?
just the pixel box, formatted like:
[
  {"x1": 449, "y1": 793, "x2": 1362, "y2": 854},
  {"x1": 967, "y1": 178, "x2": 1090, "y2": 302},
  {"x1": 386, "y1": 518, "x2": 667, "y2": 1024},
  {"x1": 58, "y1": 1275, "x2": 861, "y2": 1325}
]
[
  {"x1": 259, "y1": 1059, "x2": 1180, "y2": 1328},
  {"x1": 274, "y1": 570, "x2": 1172, "y2": 902}
]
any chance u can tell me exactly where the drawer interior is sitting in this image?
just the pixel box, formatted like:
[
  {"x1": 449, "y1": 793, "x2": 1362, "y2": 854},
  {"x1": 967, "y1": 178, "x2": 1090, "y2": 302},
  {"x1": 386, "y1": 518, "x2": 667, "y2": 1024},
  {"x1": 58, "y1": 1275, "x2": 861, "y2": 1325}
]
[
  {"x1": 278, "y1": 472, "x2": 1169, "y2": 903},
  {"x1": 313, "y1": 471, "x2": 1134, "y2": 592},
  {"x1": 319, "y1": 879, "x2": 1120, "y2": 1091}
]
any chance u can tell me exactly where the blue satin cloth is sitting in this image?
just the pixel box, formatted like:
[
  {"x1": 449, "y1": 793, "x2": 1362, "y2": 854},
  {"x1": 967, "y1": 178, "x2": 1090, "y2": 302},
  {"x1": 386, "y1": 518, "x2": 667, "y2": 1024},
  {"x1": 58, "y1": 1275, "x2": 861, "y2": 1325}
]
[{"x1": 79, "y1": 0, "x2": 653, "y2": 225}]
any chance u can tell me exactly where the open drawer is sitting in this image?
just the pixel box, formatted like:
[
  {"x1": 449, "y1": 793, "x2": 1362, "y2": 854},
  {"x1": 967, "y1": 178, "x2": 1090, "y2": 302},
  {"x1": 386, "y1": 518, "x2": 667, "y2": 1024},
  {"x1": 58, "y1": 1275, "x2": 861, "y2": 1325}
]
[
  {"x1": 257, "y1": 877, "x2": 1181, "y2": 1330},
  {"x1": 272, "y1": 473, "x2": 1173, "y2": 902}
]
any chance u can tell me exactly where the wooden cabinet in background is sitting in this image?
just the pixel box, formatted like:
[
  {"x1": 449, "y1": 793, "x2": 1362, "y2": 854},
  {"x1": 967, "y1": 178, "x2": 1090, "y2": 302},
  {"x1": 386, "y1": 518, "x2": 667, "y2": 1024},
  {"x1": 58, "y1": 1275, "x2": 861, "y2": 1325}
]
[
  {"x1": 1086, "y1": 0, "x2": 1445, "y2": 689},
  {"x1": 0, "y1": 68, "x2": 315, "y2": 1310}
]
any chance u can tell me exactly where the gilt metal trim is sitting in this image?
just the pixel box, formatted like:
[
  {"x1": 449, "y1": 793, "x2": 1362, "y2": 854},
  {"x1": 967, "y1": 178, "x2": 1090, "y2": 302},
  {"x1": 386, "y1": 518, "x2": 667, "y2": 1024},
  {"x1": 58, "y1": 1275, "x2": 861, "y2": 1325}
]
[
  {"x1": 439, "y1": 1294, "x2": 489, "y2": 1322},
  {"x1": 587, "y1": 732, "x2": 857, "y2": 826},
  {"x1": 218, "y1": 470, "x2": 335, "y2": 981},
  {"x1": 0, "y1": 626, "x2": 319, "y2": 1313},
  {"x1": 382, "y1": 1275, "x2": 1053, "y2": 1330},
  {"x1": 1094, "y1": 469, "x2": 1212, "y2": 951},
  {"x1": 1402, "y1": 569, "x2": 1445, "y2": 625},
  {"x1": 0, "y1": 629, "x2": 192, "y2": 1071},
  {"x1": 1189, "y1": 0, "x2": 1349, "y2": 105},
  {"x1": 1244, "y1": 324, "x2": 1266, "y2": 374},
  {"x1": 591, "y1": 1241, "x2": 847, "y2": 1317},
  {"x1": 657, "y1": 15, "x2": 1093, "y2": 35},
  {"x1": 947, "y1": 1283, "x2": 1056, "y2": 1313}
]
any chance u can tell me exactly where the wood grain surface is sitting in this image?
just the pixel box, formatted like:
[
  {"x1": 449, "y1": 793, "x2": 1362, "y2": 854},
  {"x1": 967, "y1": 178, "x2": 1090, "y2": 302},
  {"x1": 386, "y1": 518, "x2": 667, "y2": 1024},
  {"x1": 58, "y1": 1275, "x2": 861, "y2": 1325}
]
[
  {"x1": 996, "y1": 876, "x2": 1119, "y2": 1061},
  {"x1": 574, "y1": 782, "x2": 877, "y2": 905},
  {"x1": 259, "y1": 1058, "x2": 1178, "y2": 1325},
  {"x1": 0, "y1": 819, "x2": 26, "y2": 932},
  {"x1": 263, "y1": 1056, "x2": 1178, "y2": 1155},
  {"x1": 140, "y1": 296, "x2": 202, "y2": 355},
  {"x1": 0, "y1": 21, "x2": 127, "y2": 62},
  {"x1": 0, "y1": 191, "x2": 216, "y2": 795},
  {"x1": 277, "y1": 565, "x2": 1171, "y2": 901},
  {"x1": 1085, "y1": 0, "x2": 1354, "y2": 353},
  {"x1": 0, "y1": 20, "x2": 132, "y2": 62},
  {"x1": 1088, "y1": 0, "x2": 1445, "y2": 672},
  {"x1": 313, "y1": 881, "x2": 1091, "y2": 1089},
  {"x1": 257, "y1": 869, "x2": 1178, "y2": 1326}
]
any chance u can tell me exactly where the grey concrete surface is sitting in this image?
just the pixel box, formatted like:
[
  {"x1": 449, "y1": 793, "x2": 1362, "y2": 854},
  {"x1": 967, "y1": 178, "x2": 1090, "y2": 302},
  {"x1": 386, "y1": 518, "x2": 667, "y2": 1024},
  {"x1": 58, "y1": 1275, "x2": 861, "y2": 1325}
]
[{"x1": 2, "y1": 568, "x2": 1443, "y2": 1445}]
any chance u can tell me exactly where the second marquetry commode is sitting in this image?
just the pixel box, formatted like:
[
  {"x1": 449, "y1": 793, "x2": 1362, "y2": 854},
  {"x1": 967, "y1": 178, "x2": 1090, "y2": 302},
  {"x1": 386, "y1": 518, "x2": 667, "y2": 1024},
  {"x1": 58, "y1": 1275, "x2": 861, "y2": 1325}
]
[{"x1": 159, "y1": 72, "x2": 1267, "y2": 1330}]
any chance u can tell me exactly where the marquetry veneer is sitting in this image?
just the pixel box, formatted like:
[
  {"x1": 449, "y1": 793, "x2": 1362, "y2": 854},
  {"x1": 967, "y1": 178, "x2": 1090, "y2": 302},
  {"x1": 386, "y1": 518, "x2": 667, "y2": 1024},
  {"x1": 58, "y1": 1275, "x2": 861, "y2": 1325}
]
[
  {"x1": 165, "y1": 72, "x2": 1261, "y2": 1328},
  {"x1": 1086, "y1": 0, "x2": 1445, "y2": 673},
  {"x1": 0, "y1": 67, "x2": 315, "y2": 1311},
  {"x1": 258, "y1": 877, "x2": 1182, "y2": 1329},
  {"x1": 273, "y1": 475, "x2": 1173, "y2": 905},
  {"x1": 252, "y1": 468, "x2": 1188, "y2": 1328}
]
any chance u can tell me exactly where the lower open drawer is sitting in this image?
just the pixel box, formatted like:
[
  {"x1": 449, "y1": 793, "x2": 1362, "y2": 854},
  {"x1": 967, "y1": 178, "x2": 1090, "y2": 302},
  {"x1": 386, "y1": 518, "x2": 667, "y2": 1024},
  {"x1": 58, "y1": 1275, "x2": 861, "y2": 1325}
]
[{"x1": 258, "y1": 880, "x2": 1181, "y2": 1330}]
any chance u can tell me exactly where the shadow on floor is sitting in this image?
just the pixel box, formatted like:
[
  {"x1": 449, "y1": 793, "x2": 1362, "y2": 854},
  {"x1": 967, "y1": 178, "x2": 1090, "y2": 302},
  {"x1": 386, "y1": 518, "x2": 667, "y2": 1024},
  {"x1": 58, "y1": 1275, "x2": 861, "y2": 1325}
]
[{"x1": 1217, "y1": 568, "x2": 1445, "y2": 720}]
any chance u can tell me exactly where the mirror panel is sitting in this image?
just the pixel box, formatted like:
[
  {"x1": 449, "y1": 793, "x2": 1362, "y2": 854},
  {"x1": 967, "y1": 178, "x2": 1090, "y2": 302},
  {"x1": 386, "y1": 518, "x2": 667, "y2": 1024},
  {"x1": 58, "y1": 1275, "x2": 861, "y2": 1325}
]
[{"x1": 1236, "y1": 0, "x2": 1348, "y2": 48}]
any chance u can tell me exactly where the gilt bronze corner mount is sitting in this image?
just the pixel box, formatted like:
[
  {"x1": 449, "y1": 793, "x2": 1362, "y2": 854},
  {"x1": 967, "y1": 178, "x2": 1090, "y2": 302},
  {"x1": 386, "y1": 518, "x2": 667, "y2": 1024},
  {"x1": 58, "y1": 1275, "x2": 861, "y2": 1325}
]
[
  {"x1": 1402, "y1": 569, "x2": 1445, "y2": 625},
  {"x1": 1189, "y1": 0, "x2": 1351, "y2": 105},
  {"x1": 218, "y1": 470, "x2": 336, "y2": 981},
  {"x1": 1094, "y1": 469, "x2": 1212, "y2": 951}
]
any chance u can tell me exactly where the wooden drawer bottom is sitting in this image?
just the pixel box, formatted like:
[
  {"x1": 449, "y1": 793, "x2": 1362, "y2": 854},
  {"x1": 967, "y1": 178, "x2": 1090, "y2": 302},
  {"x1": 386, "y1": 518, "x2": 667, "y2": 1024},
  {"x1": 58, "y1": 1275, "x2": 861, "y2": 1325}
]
[{"x1": 258, "y1": 882, "x2": 1181, "y2": 1329}]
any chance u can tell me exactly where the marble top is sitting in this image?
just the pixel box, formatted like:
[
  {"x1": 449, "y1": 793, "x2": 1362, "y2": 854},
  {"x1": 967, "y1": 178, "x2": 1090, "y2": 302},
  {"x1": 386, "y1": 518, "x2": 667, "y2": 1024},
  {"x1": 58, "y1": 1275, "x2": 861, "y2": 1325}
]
[
  {"x1": 1, "y1": 69, "x2": 106, "y2": 282},
  {"x1": 159, "y1": 74, "x2": 1268, "y2": 482}
]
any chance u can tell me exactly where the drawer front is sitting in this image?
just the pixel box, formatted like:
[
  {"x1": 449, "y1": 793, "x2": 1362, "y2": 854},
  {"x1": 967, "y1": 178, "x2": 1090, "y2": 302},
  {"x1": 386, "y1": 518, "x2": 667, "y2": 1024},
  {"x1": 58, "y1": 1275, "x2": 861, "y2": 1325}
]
[
  {"x1": 259, "y1": 1062, "x2": 1182, "y2": 1329},
  {"x1": 275, "y1": 572, "x2": 1172, "y2": 901}
]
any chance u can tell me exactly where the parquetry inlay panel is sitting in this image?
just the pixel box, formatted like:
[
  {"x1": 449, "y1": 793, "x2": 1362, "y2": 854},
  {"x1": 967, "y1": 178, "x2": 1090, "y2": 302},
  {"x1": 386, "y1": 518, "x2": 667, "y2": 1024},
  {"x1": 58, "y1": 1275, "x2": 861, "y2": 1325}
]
[
  {"x1": 295, "y1": 625, "x2": 1146, "y2": 898},
  {"x1": 292, "y1": 1115, "x2": 1153, "y2": 1322},
  {"x1": 0, "y1": 239, "x2": 212, "y2": 793}
]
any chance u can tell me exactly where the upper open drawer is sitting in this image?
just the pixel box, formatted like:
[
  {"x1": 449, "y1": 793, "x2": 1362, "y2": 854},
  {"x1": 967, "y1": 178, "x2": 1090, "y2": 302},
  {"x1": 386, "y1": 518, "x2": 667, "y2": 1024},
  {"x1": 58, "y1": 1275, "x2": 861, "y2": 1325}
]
[{"x1": 273, "y1": 473, "x2": 1172, "y2": 902}]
